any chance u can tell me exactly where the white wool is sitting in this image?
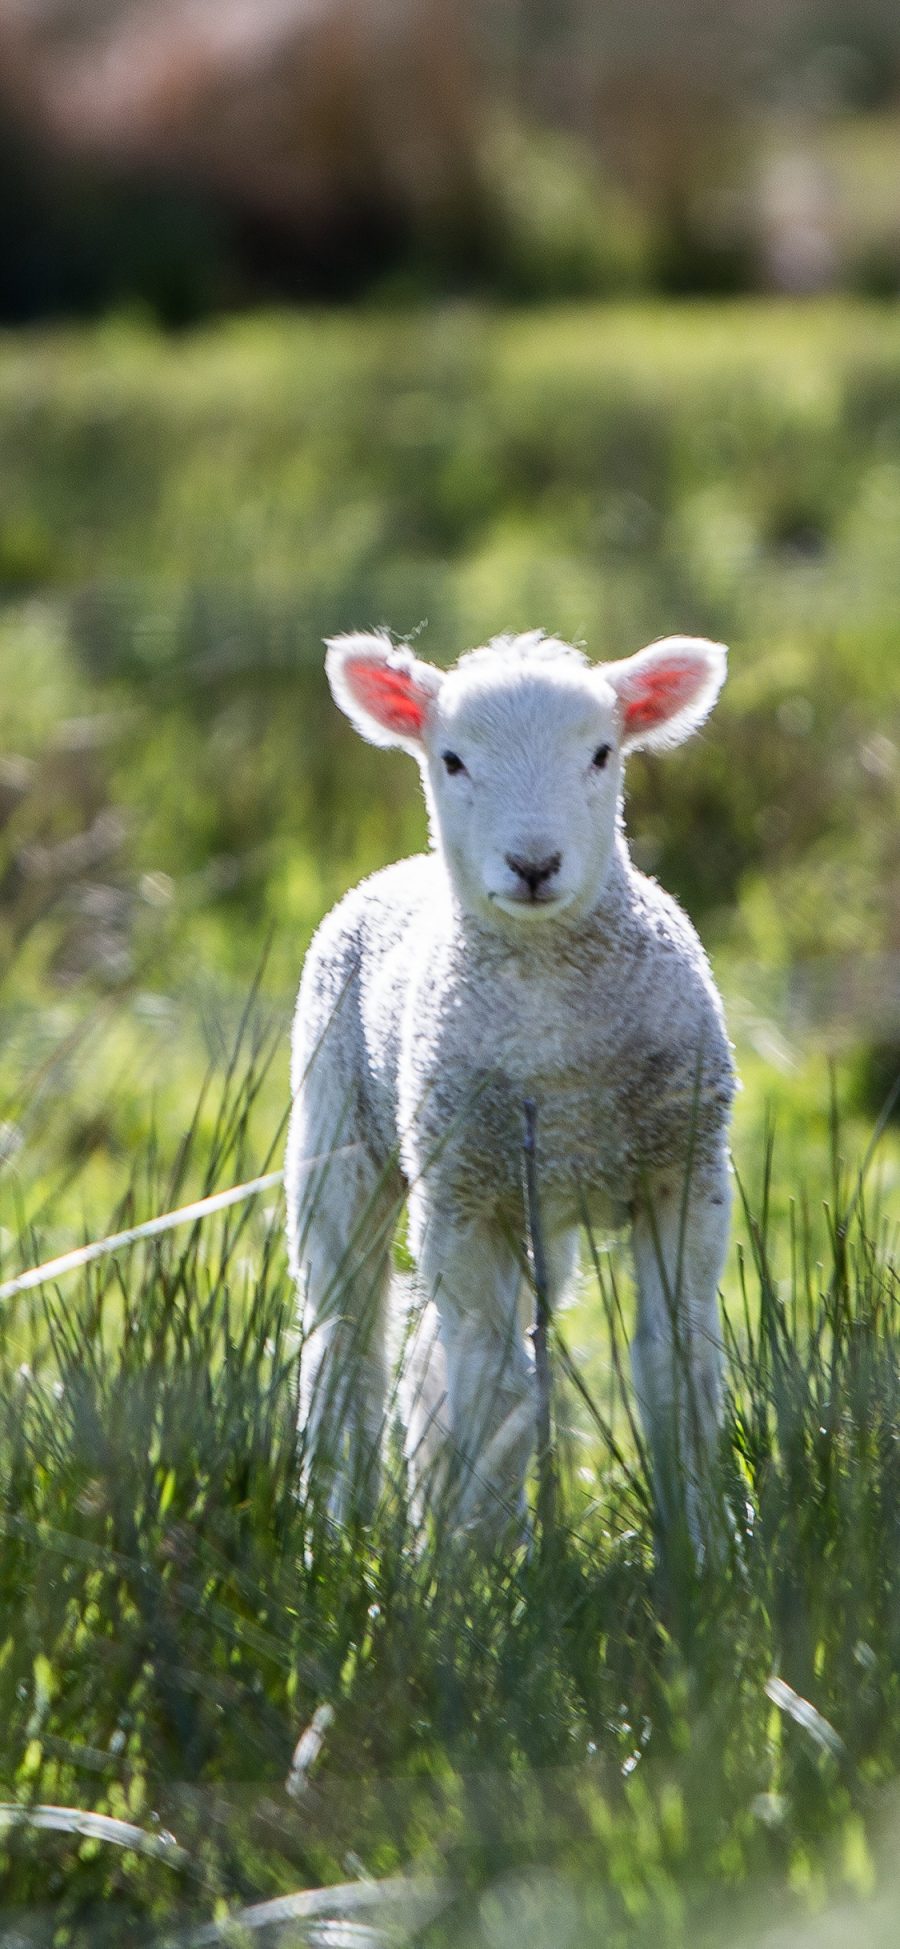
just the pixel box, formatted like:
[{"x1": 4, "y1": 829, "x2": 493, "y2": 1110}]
[{"x1": 286, "y1": 629, "x2": 736, "y2": 1550}]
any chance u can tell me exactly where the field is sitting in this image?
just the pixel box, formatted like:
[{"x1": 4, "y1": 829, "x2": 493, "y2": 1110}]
[{"x1": 1, "y1": 300, "x2": 900, "y2": 1944}]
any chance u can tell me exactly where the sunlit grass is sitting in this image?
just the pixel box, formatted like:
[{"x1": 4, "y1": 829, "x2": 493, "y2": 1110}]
[
  {"x1": 0, "y1": 298, "x2": 899, "y2": 1941},
  {"x1": 0, "y1": 1005, "x2": 897, "y2": 1945}
]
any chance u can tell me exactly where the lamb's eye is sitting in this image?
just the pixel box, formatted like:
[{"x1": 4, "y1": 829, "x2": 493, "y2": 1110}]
[
  {"x1": 592, "y1": 743, "x2": 611, "y2": 770},
  {"x1": 442, "y1": 750, "x2": 466, "y2": 776}
]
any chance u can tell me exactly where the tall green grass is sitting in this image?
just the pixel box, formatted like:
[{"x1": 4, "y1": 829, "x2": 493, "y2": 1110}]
[{"x1": 0, "y1": 1012, "x2": 898, "y2": 1946}]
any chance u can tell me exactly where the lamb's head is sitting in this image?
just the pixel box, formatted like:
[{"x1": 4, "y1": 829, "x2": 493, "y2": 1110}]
[{"x1": 326, "y1": 630, "x2": 727, "y2": 926}]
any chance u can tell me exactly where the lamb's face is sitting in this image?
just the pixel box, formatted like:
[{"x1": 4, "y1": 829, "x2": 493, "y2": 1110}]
[
  {"x1": 325, "y1": 629, "x2": 727, "y2": 929},
  {"x1": 422, "y1": 659, "x2": 622, "y2": 924}
]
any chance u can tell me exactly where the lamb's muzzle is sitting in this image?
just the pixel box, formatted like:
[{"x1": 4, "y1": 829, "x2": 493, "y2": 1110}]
[{"x1": 503, "y1": 850, "x2": 562, "y2": 900}]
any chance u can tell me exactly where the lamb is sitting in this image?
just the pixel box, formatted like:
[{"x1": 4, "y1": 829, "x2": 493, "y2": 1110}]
[{"x1": 286, "y1": 628, "x2": 735, "y2": 1551}]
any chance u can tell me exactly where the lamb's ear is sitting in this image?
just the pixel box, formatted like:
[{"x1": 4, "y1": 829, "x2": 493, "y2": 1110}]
[
  {"x1": 325, "y1": 633, "x2": 443, "y2": 751},
  {"x1": 604, "y1": 636, "x2": 727, "y2": 753}
]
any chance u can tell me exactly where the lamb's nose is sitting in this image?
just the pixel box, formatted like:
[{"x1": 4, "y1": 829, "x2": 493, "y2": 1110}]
[{"x1": 505, "y1": 851, "x2": 562, "y2": 897}]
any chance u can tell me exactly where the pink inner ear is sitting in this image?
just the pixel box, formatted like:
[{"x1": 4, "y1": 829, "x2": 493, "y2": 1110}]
[
  {"x1": 346, "y1": 659, "x2": 429, "y2": 737},
  {"x1": 622, "y1": 657, "x2": 702, "y2": 736}
]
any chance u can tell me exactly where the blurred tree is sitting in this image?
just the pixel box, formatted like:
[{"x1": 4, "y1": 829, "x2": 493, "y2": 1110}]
[
  {"x1": 0, "y1": 0, "x2": 899, "y2": 312},
  {"x1": 0, "y1": 0, "x2": 485, "y2": 292}
]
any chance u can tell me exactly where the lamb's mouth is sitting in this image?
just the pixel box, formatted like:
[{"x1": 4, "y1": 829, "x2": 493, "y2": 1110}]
[{"x1": 490, "y1": 890, "x2": 573, "y2": 918}]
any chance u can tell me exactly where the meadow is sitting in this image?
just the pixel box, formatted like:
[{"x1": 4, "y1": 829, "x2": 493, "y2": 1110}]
[{"x1": 0, "y1": 300, "x2": 899, "y2": 1943}]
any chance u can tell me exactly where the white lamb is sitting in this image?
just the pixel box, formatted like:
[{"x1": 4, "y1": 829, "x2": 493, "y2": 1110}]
[{"x1": 286, "y1": 629, "x2": 735, "y2": 1550}]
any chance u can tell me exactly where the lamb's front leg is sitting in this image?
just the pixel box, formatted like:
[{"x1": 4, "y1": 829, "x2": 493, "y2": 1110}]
[
  {"x1": 629, "y1": 1153, "x2": 731, "y2": 1559},
  {"x1": 410, "y1": 1207, "x2": 535, "y2": 1541},
  {"x1": 287, "y1": 1089, "x2": 400, "y2": 1523}
]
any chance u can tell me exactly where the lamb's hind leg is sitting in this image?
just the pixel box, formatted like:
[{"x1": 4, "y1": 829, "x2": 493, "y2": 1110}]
[
  {"x1": 629, "y1": 1151, "x2": 731, "y2": 1560},
  {"x1": 286, "y1": 1092, "x2": 403, "y2": 1521}
]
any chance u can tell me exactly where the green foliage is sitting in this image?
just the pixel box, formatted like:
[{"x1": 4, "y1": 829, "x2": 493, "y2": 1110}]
[
  {"x1": 0, "y1": 302, "x2": 898, "y2": 1936},
  {"x1": 1, "y1": 303, "x2": 899, "y2": 991},
  {"x1": 0, "y1": 303, "x2": 898, "y2": 1231},
  {"x1": 0, "y1": 1026, "x2": 898, "y2": 1943},
  {"x1": 481, "y1": 126, "x2": 655, "y2": 300}
]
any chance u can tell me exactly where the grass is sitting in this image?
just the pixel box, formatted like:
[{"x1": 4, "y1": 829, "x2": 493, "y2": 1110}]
[
  {"x1": 0, "y1": 1008, "x2": 898, "y2": 1945},
  {"x1": 0, "y1": 297, "x2": 899, "y2": 1939},
  {"x1": 1, "y1": 298, "x2": 899, "y2": 1241}
]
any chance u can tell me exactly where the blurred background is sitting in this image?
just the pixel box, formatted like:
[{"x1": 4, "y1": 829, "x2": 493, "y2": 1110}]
[
  {"x1": 4, "y1": 0, "x2": 900, "y2": 313},
  {"x1": 0, "y1": 0, "x2": 899, "y2": 1232}
]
